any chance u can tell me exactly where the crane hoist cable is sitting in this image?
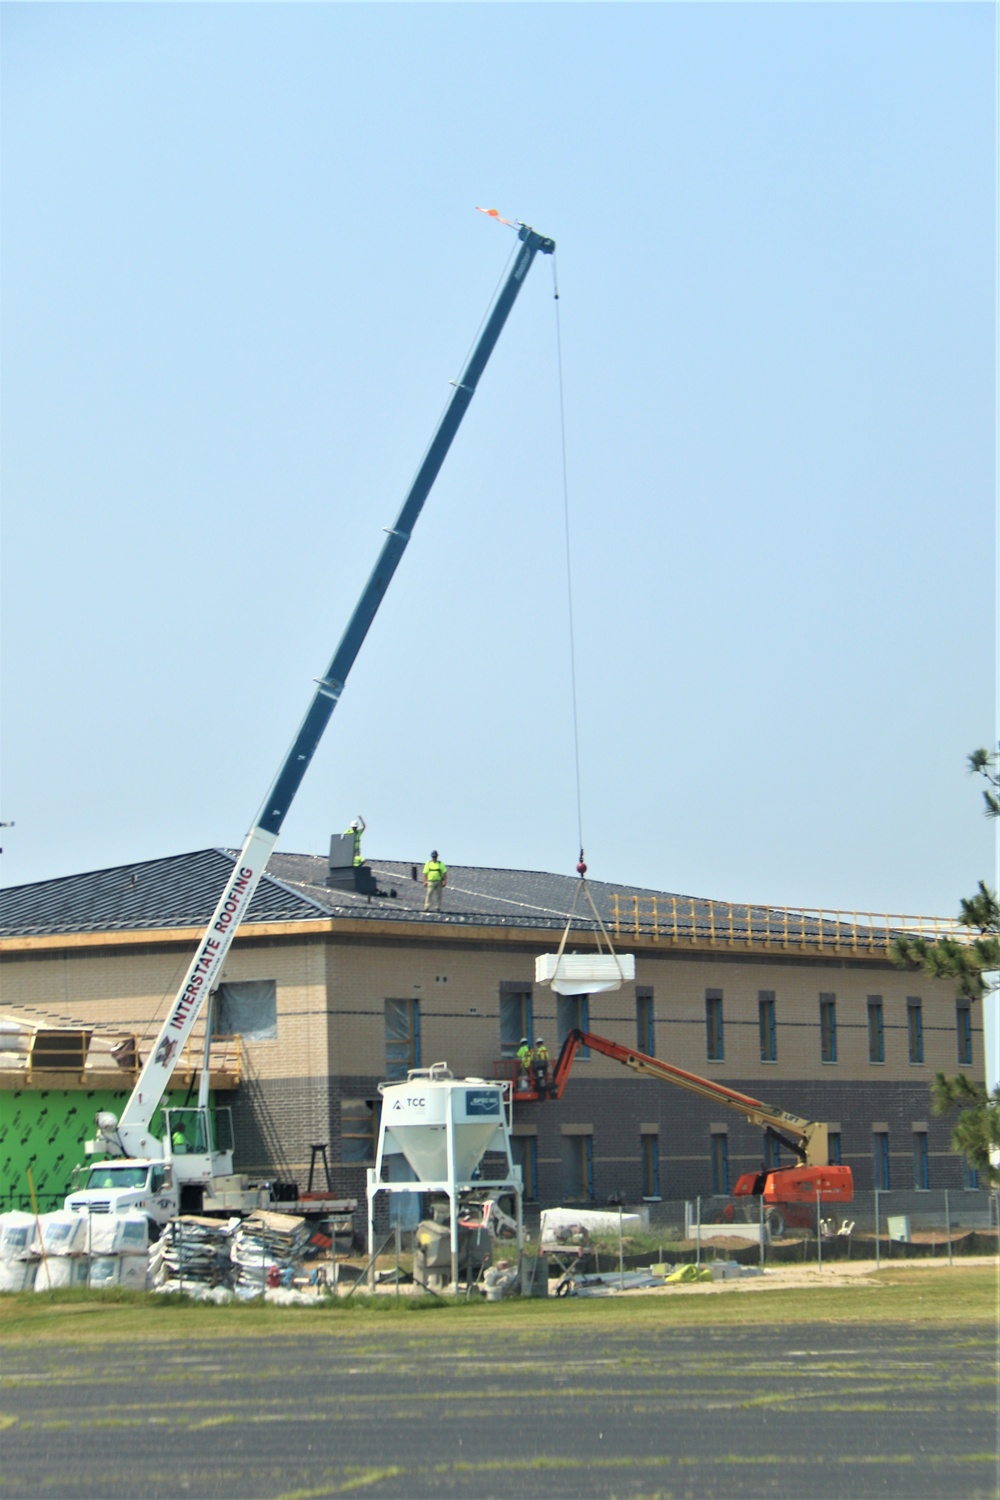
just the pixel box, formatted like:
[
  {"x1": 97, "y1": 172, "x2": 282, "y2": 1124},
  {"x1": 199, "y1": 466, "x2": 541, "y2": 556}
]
[
  {"x1": 549, "y1": 254, "x2": 627, "y2": 982},
  {"x1": 552, "y1": 251, "x2": 585, "y2": 864}
]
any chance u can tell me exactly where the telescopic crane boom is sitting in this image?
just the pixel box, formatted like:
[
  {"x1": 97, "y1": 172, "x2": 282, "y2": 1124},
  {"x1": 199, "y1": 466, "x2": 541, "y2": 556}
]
[
  {"x1": 88, "y1": 222, "x2": 555, "y2": 1175},
  {"x1": 544, "y1": 1029, "x2": 853, "y2": 1206}
]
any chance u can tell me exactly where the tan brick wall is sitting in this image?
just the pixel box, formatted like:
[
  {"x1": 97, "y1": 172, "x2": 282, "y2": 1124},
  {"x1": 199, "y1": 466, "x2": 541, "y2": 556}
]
[
  {"x1": 318, "y1": 936, "x2": 970, "y2": 1087},
  {"x1": 1, "y1": 934, "x2": 330, "y2": 1083},
  {"x1": 2, "y1": 930, "x2": 973, "y2": 1090}
]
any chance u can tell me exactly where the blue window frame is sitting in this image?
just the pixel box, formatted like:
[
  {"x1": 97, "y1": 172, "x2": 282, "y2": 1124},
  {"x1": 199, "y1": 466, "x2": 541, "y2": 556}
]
[
  {"x1": 561, "y1": 1134, "x2": 594, "y2": 1200},
  {"x1": 641, "y1": 1134, "x2": 660, "y2": 1198},
  {"x1": 956, "y1": 1004, "x2": 973, "y2": 1066},
  {"x1": 867, "y1": 998, "x2": 884, "y2": 1063},
  {"x1": 711, "y1": 1133, "x2": 729, "y2": 1195},
  {"x1": 907, "y1": 999, "x2": 924, "y2": 1064},
  {"x1": 385, "y1": 998, "x2": 420, "y2": 1079},
  {"x1": 962, "y1": 1158, "x2": 979, "y2": 1190},
  {"x1": 758, "y1": 993, "x2": 776, "y2": 1062},
  {"x1": 764, "y1": 1132, "x2": 781, "y2": 1169},
  {"x1": 828, "y1": 1131, "x2": 842, "y2": 1165},
  {"x1": 558, "y1": 994, "x2": 590, "y2": 1057},
  {"x1": 500, "y1": 987, "x2": 533, "y2": 1060},
  {"x1": 820, "y1": 995, "x2": 837, "y2": 1063},
  {"x1": 913, "y1": 1132, "x2": 929, "y2": 1190},
  {"x1": 706, "y1": 991, "x2": 724, "y2": 1061},
  {"x1": 873, "y1": 1131, "x2": 890, "y2": 1191},
  {"x1": 636, "y1": 989, "x2": 655, "y2": 1056},
  {"x1": 340, "y1": 1098, "x2": 378, "y2": 1162}
]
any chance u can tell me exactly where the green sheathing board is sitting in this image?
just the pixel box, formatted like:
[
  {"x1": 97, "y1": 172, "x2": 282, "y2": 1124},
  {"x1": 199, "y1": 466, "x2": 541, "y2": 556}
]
[{"x1": 0, "y1": 1089, "x2": 188, "y2": 1210}]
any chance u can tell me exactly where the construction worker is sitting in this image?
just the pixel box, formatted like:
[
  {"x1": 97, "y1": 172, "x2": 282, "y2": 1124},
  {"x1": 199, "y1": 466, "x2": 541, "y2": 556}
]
[
  {"x1": 422, "y1": 850, "x2": 447, "y2": 911},
  {"x1": 516, "y1": 1036, "x2": 532, "y2": 1089},
  {"x1": 171, "y1": 1126, "x2": 187, "y2": 1155},
  {"x1": 344, "y1": 815, "x2": 366, "y2": 867},
  {"x1": 532, "y1": 1037, "x2": 551, "y2": 1098}
]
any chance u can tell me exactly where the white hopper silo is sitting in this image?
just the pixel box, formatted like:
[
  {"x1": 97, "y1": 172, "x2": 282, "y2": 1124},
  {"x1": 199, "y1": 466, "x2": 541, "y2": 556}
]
[{"x1": 366, "y1": 1063, "x2": 521, "y2": 1291}]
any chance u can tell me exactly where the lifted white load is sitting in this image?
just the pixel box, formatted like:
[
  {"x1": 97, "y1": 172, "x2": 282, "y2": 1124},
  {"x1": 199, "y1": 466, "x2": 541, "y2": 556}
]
[{"x1": 535, "y1": 951, "x2": 635, "y2": 995}]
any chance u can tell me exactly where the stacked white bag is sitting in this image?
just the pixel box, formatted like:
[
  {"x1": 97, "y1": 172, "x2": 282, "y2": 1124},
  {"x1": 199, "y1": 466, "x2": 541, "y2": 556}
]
[
  {"x1": 25, "y1": 1212, "x2": 150, "y2": 1290},
  {"x1": 85, "y1": 1214, "x2": 150, "y2": 1289},
  {"x1": 0, "y1": 1212, "x2": 38, "y2": 1291},
  {"x1": 32, "y1": 1213, "x2": 90, "y2": 1290}
]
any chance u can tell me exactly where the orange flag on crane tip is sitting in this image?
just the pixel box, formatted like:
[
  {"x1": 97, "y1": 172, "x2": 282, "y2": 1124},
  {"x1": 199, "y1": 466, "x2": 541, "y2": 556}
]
[{"x1": 475, "y1": 206, "x2": 519, "y2": 228}]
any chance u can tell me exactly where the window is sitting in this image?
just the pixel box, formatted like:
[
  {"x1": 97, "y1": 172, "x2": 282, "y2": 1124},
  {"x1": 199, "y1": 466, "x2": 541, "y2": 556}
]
[
  {"x1": 500, "y1": 986, "x2": 533, "y2": 1060},
  {"x1": 758, "y1": 992, "x2": 776, "y2": 1062},
  {"x1": 165, "y1": 1108, "x2": 208, "y2": 1154},
  {"x1": 962, "y1": 1158, "x2": 979, "y2": 1190},
  {"x1": 913, "y1": 1132, "x2": 929, "y2": 1190},
  {"x1": 560, "y1": 1134, "x2": 594, "y2": 1201},
  {"x1": 512, "y1": 1136, "x2": 538, "y2": 1201},
  {"x1": 867, "y1": 997, "x2": 884, "y2": 1064},
  {"x1": 558, "y1": 995, "x2": 589, "y2": 1056},
  {"x1": 819, "y1": 995, "x2": 837, "y2": 1063},
  {"x1": 385, "y1": 998, "x2": 420, "y2": 1079},
  {"x1": 828, "y1": 1132, "x2": 842, "y2": 1166},
  {"x1": 907, "y1": 999, "x2": 924, "y2": 1064},
  {"x1": 873, "y1": 1131, "x2": 890, "y2": 1191},
  {"x1": 214, "y1": 980, "x2": 277, "y2": 1040},
  {"x1": 710, "y1": 1132, "x2": 729, "y2": 1195},
  {"x1": 956, "y1": 1003, "x2": 973, "y2": 1066},
  {"x1": 340, "y1": 1098, "x2": 378, "y2": 1162},
  {"x1": 636, "y1": 989, "x2": 655, "y2": 1056},
  {"x1": 705, "y1": 991, "x2": 724, "y2": 1061},
  {"x1": 641, "y1": 1134, "x2": 660, "y2": 1198},
  {"x1": 764, "y1": 1132, "x2": 781, "y2": 1169}
]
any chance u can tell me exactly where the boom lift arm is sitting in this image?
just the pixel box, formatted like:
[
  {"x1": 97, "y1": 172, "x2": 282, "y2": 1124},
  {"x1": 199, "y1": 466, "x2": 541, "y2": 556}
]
[
  {"x1": 97, "y1": 223, "x2": 556, "y2": 1164},
  {"x1": 546, "y1": 1029, "x2": 852, "y2": 1204}
]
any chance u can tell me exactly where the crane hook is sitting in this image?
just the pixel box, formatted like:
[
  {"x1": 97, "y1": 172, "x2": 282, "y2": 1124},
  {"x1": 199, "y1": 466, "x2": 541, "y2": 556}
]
[{"x1": 576, "y1": 849, "x2": 587, "y2": 878}]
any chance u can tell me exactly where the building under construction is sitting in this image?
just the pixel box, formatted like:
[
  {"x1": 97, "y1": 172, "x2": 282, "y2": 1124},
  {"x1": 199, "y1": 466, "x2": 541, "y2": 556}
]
[{"x1": 0, "y1": 844, "x2": 983, "y2": 1212}]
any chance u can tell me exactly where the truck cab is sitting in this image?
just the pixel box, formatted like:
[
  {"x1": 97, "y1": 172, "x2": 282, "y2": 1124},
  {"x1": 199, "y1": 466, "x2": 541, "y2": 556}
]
[{"x1": 65, "y1": 1159, "x2": 178, "y2": 1229}]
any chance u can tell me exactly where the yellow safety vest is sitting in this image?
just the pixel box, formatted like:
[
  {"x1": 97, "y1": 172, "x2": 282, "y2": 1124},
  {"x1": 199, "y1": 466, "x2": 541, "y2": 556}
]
[
  {"x1": 517, "y1": 1046, "x2": 532, "y2": 1069},
  {"x1": 423, "y1": 861, "x2": 446, "y2": 884},
  {"x1": 533, "y1": 1046, "x2": 550, "y2": 1065}
]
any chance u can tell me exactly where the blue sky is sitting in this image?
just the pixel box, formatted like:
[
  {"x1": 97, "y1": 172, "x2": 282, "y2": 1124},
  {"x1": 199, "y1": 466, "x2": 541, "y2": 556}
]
[{"x1": 2, "y1": 2, "x2": 995, "y2": 918}]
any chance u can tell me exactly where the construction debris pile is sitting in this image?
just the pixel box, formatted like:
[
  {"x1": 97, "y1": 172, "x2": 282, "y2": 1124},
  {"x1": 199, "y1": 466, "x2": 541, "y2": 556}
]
[
  {"x1": 231, "y1": 1210, "x2": 312, "y2": 1298},
  {"x1": 147, "y1": 1216, "x2": 238, "y2": 1298},
  {"x1": 146, "y1": 1209, "x2": 313, "y2": 1301}
]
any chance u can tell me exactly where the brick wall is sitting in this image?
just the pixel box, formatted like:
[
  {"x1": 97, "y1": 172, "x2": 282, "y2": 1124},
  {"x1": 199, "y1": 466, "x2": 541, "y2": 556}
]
[{"x1": 3, "y1": 925, "x2": 980, "y2": 1204}]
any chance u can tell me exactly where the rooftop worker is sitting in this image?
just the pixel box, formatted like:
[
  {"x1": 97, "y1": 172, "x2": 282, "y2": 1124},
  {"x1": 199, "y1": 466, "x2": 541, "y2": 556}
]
[
  {"x1": 516, "y1": 1036, "x2": 533, "y2": 1084},
  {"x1": 532, "y1": 1037, "x2": 551, "y2": 1098},
  {"x1": 423, "y1": 850, "x2": 447, "y2": 911},
  {"x1": 344, "y1": 815, "x2": 366, "y2": 867}
]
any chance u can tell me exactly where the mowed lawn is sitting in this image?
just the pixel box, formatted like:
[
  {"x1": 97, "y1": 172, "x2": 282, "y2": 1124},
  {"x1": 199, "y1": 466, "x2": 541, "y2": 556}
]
[
  {"x1": 1, "y1": 1259, "x2": 995, "y2": 1342},
  {"x1": 1, "y1": 1265, "x2": 997, "y2": 1500}
]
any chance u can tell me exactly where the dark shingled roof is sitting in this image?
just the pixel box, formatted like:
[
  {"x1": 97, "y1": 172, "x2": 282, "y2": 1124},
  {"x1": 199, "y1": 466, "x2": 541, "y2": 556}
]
[
  {"x1": 0, "y1": 848, "x2": 684, "y2": 939},
  {"x1": 2, "y1": 849, "x2": 901, "y2": 953},
  {"x1": 0, "y1": 849, "x2": 327, "y2": 937}
]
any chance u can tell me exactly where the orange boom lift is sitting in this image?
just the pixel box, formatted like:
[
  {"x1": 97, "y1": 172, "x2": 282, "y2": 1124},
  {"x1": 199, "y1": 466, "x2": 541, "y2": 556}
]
[{"x1": 540, "y1": 1029, "x2": 853, "y2": 1207}]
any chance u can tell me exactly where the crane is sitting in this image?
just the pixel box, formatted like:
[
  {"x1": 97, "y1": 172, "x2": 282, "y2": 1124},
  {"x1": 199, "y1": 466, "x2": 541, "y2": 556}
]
[
  {"x1": 67, "y1": 221, "x2": 556, "y2": 1228},
  {"x1": 535, "y1": 1028, "x2": 853, "y2": 1209}
]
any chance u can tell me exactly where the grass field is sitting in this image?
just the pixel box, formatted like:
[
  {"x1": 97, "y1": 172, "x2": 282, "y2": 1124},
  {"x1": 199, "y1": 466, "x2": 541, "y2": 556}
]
[
  {"x1": 2, "y1": 1262, "x2": 996, "y2": 1345},
  {"x1": 2, "y1": 1265, "x2": 996, "y2": 1499}
]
